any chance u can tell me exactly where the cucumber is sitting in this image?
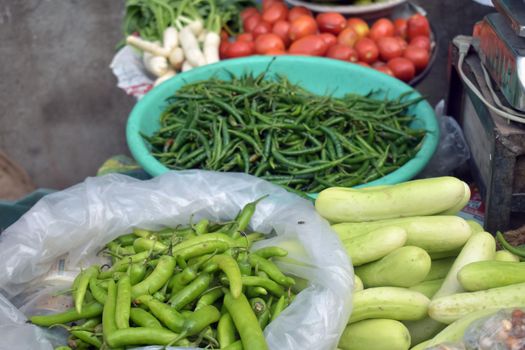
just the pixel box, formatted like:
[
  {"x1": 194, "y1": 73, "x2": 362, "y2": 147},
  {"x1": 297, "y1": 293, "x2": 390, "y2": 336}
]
[
  {"x1": 411, "y1": 308, "x2": 499, "y2": 350},
  {"x1": 433, "y1": 232, "x2": 496, "y2": 299},
  {"x1": 349, "y1": 287, "x2": 430, "y2": 324},
  {"x1": 429, "y1": 282, "x2": 525, "y2": 324},
  {"x1": 315, "y1": 177, "x2": 467, "y2": 223},
  {"x1": 403, "y1": 318, "x2": 446, "y2": 347},
  {"x1": 343, "y1": 226, "x2": 407, "y2": 266},
  {"x1": 458, "y1": 261, "x2": 525, "y2": 291},
  {"x1": 354, "y1": 275, "x2": 364, "y2": 292},
  {"x1": 428, "y1": 248, "x2": 462, "y2": 260},
  {"x1": 338, "y1": 319, "x2": 411, "y2": 350},
  {"x1": 333, "y1": 216, "x2": 471, "y2": 254},
  {"x1": 466, "y1": 220, "x2": 484, "y2": 233},
  {"x1": 439, "y1": 182, "x2": 471, "y2": 215},
  {"x1": 409, "y1": 279, "x2": 443, "y2": 299},
  {"x1": 494, "y1": 250, "x2": 520, "y2": 262},
  {"x1": 424, "y1": 258, "x2": 455, "y2": 282},
  {"x1": 355, "y1": 246, "x2": 431, "y2": 288}
]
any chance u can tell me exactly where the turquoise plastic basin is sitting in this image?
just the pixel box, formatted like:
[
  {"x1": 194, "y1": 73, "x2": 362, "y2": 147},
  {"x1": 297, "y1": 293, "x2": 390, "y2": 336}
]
[{"x1": 127, "y1": 56, "x2": 439, "y2": 196}]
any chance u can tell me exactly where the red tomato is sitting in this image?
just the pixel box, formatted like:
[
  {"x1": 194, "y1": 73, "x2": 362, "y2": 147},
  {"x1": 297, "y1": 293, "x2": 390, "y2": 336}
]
[
  {"x1": 407, "y1": 14, "x2": 430, "y2": 40},
  {"x1": 272, "y1": 20, "x2": 291, "y2": 46},
  {"x1": 226, "y1": 41, "x2": 255, "y2": 58},
  {"x1": 240, "y1": 7, "x2": 259, "y2": 21},
  {"x1": 219, "y1": 41, "x2": 230, "y2": 59},
  {"x1": 369, "y1": 18, "x2": 395, "y2": 41},
  {"x1": 265, "y1": 49, "x2": 287, "y2": 55},
  {"x1": 354, "y1": 37, "x2": 379, "y2": 64},
  {"x1": 473, "y1": 21, "x2": 482, "y2": 37},
  {"x1": 326, "y1": 44, "x2": 357, "y2": 61},
  {"x1": 376, "y1": 65, "x2": 394, "y2": 76},
  {"x1": 356, "y1": 61, "x2": 371, "y2": 67},
  {"x1": 288, "y1": 6, "x2": 313, "y2": 21},
  {"x1": 288, "y1": 35, "x2": 328, "y2": 56},
  {"x1": 396, "y1": 36, "x2": 408, "y2": 51},
  {"x1": 220, "y1": 30, "x2": 229, "y2": 41},
  {"x1": 337, "y1": 27, "x2": 359, "y2": 47},
  {"x1": 377, "y1": 36, "x2": 403, "y2": 61},
  {"x1": 347, "y1": 17, "x2": 370, "y2": 38},
  {"x1": 319, "y1": 33, "x2": 337, "y2": 48},
  {"x1": 372, "y1": 61, "x2": 385, "y2": 68},
  {"x1": 262, "y1": 2, "x2": 288, "y2": 24},
  {"x1": 316, "y1": 12, "x2": 347, "y2": 35},
  {"x1": 243, "y1": 13, "x2": 262, "y2": 33},
  {"x1": 262, "y1": 0, "x2": 281, "y2": 11},
  {"x1": 403, "y1": 45, "x2": 430, "y2": 71},
  {"x1": 255, "y1": 33, "x2": 285, "y2": 54},
  {"x1": 387, "y1": 57, "x2": 416, "y2": 82},
  {"x1": 252, "y1": 21, "x2": 273, "y2": 39},
  {"x1": 409, "y1": 36, "x2": 431, "y2": 52},
  {"x1": 289, "y1": 15, "x2": 318, "y2": 41},
  {"x1": 394, "y1": 18, "x2": 408, "y2": 38},
  {"x1": 237, "y1": 33, "x2": 254, "y2": 42}
]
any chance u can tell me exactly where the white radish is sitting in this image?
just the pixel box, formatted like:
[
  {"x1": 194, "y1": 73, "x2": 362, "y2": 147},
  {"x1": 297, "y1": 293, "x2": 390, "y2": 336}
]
[
  {"x1": 145, "y1": 55, "x2": 170, "y2": 77},
  {"x1": 179, "y1": 26, "x2": 206, "y2": 67},
  {"x1": 188, "y1": 20, "x2": 204, "y2": 36},
  {"x1": 126, "y1": 35, "x2": 170, "y2": 57},
  {"x1": 198, "y1": 30, "x2": 207, "y2": 43},
  {"x1": 169, "y1": 47, "x2": 185, "y2": 70},
  {"x1": 182, "y1": 61, "x2": 193, "y2": 72},
  {"x1": 203, "y1": 31, "x2": 221, "y2": 64},
  {"x1": 163, "y1": 27, "x2": 179, "y2": 52},
  {"x1": 154, "y1": 69, "x2": 176, "y2": 87}
]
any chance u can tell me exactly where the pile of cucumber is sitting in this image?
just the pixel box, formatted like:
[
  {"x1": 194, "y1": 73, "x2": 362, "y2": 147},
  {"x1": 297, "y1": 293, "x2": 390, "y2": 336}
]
[{"x1": 315, "y1": 177, "x2": 525, "y2": 350}]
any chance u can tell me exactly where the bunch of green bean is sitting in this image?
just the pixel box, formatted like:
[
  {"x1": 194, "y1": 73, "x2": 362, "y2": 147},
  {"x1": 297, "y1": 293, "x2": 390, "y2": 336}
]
[
  {"x1": 144, "y1": 72, "x2": 426, "y2": 194},
  {"x1": 30, "y1": 197, "x2": 299, "y2": 350}
]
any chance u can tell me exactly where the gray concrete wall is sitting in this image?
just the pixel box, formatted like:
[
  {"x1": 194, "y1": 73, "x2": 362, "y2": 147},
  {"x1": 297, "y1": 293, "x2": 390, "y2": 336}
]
[
  {"x1": 0, "y1": 0, "x2": 134, "y2": 190},
  {"x1": 0, "y1": 0, "x2": 494, "y2": 191}
]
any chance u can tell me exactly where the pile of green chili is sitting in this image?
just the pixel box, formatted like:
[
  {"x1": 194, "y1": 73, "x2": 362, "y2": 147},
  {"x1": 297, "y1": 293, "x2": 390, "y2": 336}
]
[
  {"x1": 30, "y1": 197, "x2": 297, "y2": 350},
  {"x1": 144, "y1": 72, "x2": 426, "y2": 194}
]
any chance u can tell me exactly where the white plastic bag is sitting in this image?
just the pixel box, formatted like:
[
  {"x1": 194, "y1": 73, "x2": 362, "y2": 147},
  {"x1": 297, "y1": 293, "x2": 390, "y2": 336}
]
[
  {"x1": 110, "y1": 46, "x2": 154, "y2": 99},
  {"x1": 0, "y1": 171, "x2": 354, "y2": 350}
]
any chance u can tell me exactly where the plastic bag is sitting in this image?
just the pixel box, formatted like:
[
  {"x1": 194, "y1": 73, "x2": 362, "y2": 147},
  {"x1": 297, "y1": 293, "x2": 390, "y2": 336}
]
[
  {"x1": 463, "y1": 308, "x2": 525, "y2": 350},
  {"x1": 418, "y1": 100, "x2": 470, "y2": 178},
  {"x1": 110, "y1": 46, "x2": 154, "y2": 99},
  {"x1": 0, "y1": 171, "x2": 353, "y2": 350},
  {"x1": 472, "y1": 0, "x2": 493, "y2": 6}
]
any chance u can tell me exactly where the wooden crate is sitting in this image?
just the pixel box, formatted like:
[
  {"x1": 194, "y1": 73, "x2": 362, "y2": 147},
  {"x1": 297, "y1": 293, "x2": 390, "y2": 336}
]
[{"x1": 446, "y1": 40, "x2": 525, "y2": 232}]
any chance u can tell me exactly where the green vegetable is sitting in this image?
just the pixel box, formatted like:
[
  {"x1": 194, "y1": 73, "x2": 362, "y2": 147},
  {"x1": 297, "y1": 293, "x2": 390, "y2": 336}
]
[
  {"x1": 349, "y1": 287, "x2": 430, "y2": 324},
  {"x1": 494, "y1": 250, "x2": 520, "y2": 262},
  {"x1": 355, "y1": 246, "x2": 431, "y2": 288},
  {"x1": 129, "y1": 308, "x2": 163, "y2": 328},
  {"x1": 332, "y1": 215, "x2": 472, "y2": 254},
  {"x1": 409, "y1": 279, "x2": 443, "y2": 299},
  {"x1": 316, "y1": 177, "x2": 468, "y2": 223},
  {"x1": 458, "y1": 260, "x2": 525, "y2": 291},
  {"x1": 30, "y1": 302, "x2": 103, "y2": 327},
  {"x1": 423, "y1": 257, "x2": 455, "y2": 282},
  {"x1": 339, "y1": 319, "x2": 411, "y2": 350},
  {"x1": 144, "y1": 73, "x2": 425, "y2": 193},
  {"x1": 429, "y1": 282, "x2": 525, "y2": 324},
  {"x1": 342, "y1": 226, "x2": 407, "y2": 266},
  {"x1": 354, "y1": 275, "x2": 364, "y2": 292},
  {"x1": 496, "y1": 231, "x2": 525, "y2": 259},
  {"x1": 131, "y1": 255, "x2": 176, "y2": 298}
]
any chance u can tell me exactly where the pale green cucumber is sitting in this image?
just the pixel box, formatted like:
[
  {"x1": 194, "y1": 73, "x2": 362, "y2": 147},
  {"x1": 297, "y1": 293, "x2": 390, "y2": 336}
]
[
  {"x1": 466, "y1": 220, "x2": 484, "y2": 233},
  {"x1": 458, "y1": 261, "x2": 525, "y2": 291},
  {"x1": 411, "y1": 308, "x2": 499, "y2": 350},
  {"x1": 433, "y1": 232, "x2": 496, "y2": 299},
  {"x1": 424, "y1": 258, "x2": 455, "y2": 281},
  {"x1": 439, "y1": 182, "x2": 471, "y2": 215},
  {"x1": 409, "y1": 279, "x2": 443, "y2": 299},
  {"x1": 315, "y1": 177, "x2": 467, "y2": 223},
  {"x1": 354, "y1": 275, "x2": 364, "y2": 292},
  {"x1": 428, "y1": 248, "x2": 462, "y2": 260},
  {"x1": 333, "y1": 216, "x2": 471, "y2": 253},
  {"x1": 349, "y1": 287, "x2": 430, "y2": 324},
  {"x1": 343, "y1": 226, "x2": 407, "y2": 266},
  {"x1": 429, "y1": 282, "x2": 525, "y2": 324},
  {"x1": 339, "y1": 319, "x2": 411, "y2": 350},
  {"x1": 355, "y1": 246, "x2": 431, "y2": 288},
  {"x1": 495, "y1": 250, "x2": 520, "y2": 262},
  {"x1": 403, "y1": 318, "x2": 446, "y2": 347}
]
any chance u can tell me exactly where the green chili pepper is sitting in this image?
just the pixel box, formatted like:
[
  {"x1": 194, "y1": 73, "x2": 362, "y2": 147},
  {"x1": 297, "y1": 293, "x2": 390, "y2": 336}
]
[
  {"x1": 88, "y1": 277, "x2": 107, "y2": 304},
  {"x1": 131, "y1": 255, "x2": 176, "y2": 299},
  {"x1": 195, "y1": 288, "x2": 224, "y2": 311},
  {"x1": 497, "y1": 232, "x2": 525, "y2": 258},
  {"x1": 129, "y1": 308, "x2": 163, "y2": 329},
  {"x1": 217, "y1": 312, "x2": 237, "y2": 348},
  {"x1": 128, "y1": 262, "x2": 147, "y2": 285},
  {"x1": 224, "y1": 291, "x2": 268, "y2": 350},
  {"x1": 249, "y1": 254, "x2": 295, "y2": 287},
  {"x1": 106, "y1": 327, "x2": 182, "y2": 348},
  {"x1": 238, "y1": 276, "x2": 284, "y2": 297},
  {"x1": 168, "y1": 273, "x2": 212, "y2": 310},
  {"x1": 204, "y1": 255, "x2": 242, "y2": 298},
  {"x1": 271, "y1": 295, "x2": 288, "y2": 322},
  {"x1": 30, "y1": 302, "x2": 103, "y2": 327},
  {"x1": 73, "y1": 266, "x2": 99, "y2": 314},
  {"x1": 115, "y1": 275, "x2": 131, "y2": 329},
  {"x1": 102, "y1": 280, "x2": 117, "y2": 344},
  {"x1": 70, "y1": 330, "x2": 102, "y2": 348},
  {"x1": 254, "y1": 246, "x2": 288, "y2": 259},
  {"x1": 222, "y1": 340, "x2": 243, "y2": 350},
  {"x1": 133, "y1": 238, "x2": 168, "y2": 253},
  {"x1": 135, "y1": 295, "x2": 185, "y2": 333}
]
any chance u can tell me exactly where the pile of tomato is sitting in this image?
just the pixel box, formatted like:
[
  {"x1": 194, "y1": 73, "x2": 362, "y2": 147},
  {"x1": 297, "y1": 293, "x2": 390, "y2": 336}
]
[{"x1": 219, "y1": 0, "x2": 432, "y2": 83}]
